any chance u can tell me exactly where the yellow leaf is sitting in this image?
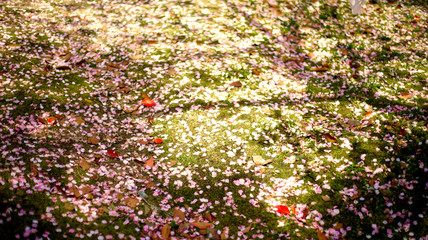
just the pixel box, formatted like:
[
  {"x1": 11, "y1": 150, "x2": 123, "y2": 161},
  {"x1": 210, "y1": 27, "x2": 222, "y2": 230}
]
[
  {"x1": 161, "y1": 224, "x2": 170, "y2": 239},
  {"x1": 79, "y1": 159, "x2": 91, "y2": 170}
]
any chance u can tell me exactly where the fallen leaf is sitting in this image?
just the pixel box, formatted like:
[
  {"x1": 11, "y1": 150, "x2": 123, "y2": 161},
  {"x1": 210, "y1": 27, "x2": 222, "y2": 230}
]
[
  {"x1": 178, "y1": 223, "x2": 190, "y2": 233},
  {"x1": 30, "y1": 163, "x2": 39, "y2": 176},
  {"x1": 204, "y1": 213, "x2": 216, "y2": 222},
  {"x1": 340, "y1": 49, "x2": 349, "y2": 55},
  {"x1": 168, "y1": 160, "x2": 177, "y2": 166},
  {"x1": 124, "y1": 104, "x2": 140, "y2": 113},
  {"x1": 275, "y1": 205, "x2": 290, "y2": 215},
  {"x1": 154, "y1": 138, "x2": 163, "y2": 144},
  {"x1": 243, "y1": 225, "x2": 252, "y2": 233},
  {"x1": 173, "y1": 208, "x2": 186, "y2": 221},
  {"x1": 63, "y1": 202, "x2": 75, "y2": 211},
  {"x1": 64, "y1": 52, "x2": 72, "y2": 62},
  {"x1": 56, "y1": 65, "x2": 72, "y2": 70},
  {"x1": 86, "y1": 193, "x2": 94, "y2": 200},
  {"x1": 221, "y1": 228, "x2": 228, "y2": 240},
  {"x1": 190, "y1": 222, "x2": 213, "y2": 229},
  {"x1": 5, "y1": 44, "x2": 22, "y2": 49},
  {"x1": 398, "y1": 128, "x2": 406, "y2": 136},
  {"x1": 130, "y1": 54, "x2": 143, "y2": 60},
  {"x1": 79, "y1": 159, "x2": 90, "y2": 170},
  {"x1": 80, "y1": 186, "x2": 92, "y2": 195},
  {"x1": 72, "y1": 186, "x2": 82, "y2": 198},
  {"x1": 290, "y1": 205, "x2": 296, "y2": 215},
  {"x1": 87, "y1": 136, "x2": 99, "y2": 145},
  {"x1": 334, "y1": 223, "x2": 343, "y2": 230},
  {"x1": 252, "y1": 68, "x2": 261, "y2": 75},
  {"x1": 317, "y1": 229, "x2": 328, "y2": 240},
  {"x1": 252, "y1": 155, "x2": 272, "y2": 165},
  {"x1": 230, "y1": 81, "x2": 242, "y2": 87},
  {"x1": 38, "y1": 117, "x2": 47, "y2": 124},
  {"x1": 121, "y1": 87, "x2": 131, "y2": 94},
  {"x1": 75, "y1": 117, "x2": 85, "y2": 125},
  {"x1": 350, "y1": 191, "x2": 362, "y2": 200},
  {"x1": 106, "y1": 150, "x2": 119, "y2": 158},
  {"x1": 311, "y1": 66, "x2": 329, "y2": 72},
  {"x1": 137, "y1": 139, "x2": 148, "y2": 145},
  {"x1": 141, "y1": 98, "x2": 156, "y2": 107},
  {"x1": 124, "y1": 197, "x2": 139, "y2": 208},
  {"x1": 145, "y1": 156, "x2": 154, "y2": 168},
  {"x1": 161, "y1": 224, "x2": 170, "y2": 239},
  {"x1": 364, "y1": 111, "x2": 373, "y2": 118},
  {"x1": 323, "y1": 133, "x2": 337, "y2": 143},
  {"x1": 303, "y1": 208, "x2": 309, "y2": 219},
  {"x1": 321, "y1": 195, "x2": 331, "y2": 201}
]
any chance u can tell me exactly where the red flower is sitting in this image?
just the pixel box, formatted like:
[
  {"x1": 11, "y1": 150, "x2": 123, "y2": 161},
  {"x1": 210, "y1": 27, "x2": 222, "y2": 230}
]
[
  {"x1": 141, "y1": 98, "x2": 156, "y2": 107},
  {"x1": 106, "y1": 150, "x2": 118, "y2": 158},
  {"x1": 154, "y1": 138, "x2": 163, "y2": 144},
  {"x1": 275, "y1": 205, "x2": 290, "y2": 215}
]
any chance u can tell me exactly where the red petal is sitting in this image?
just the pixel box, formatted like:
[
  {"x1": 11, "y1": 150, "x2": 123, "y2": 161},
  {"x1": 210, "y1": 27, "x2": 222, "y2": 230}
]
[
  {"x1": 154, "y1": 138, "x2": 162, "y2": 144},
  {"x1": 275, "y1": 205, "x2": 290, "y2": 215},
  {"x1": 142, "y1": 98, "x2": 156, "y2": 107},
  {"x1": 107, "y1": 150, "x2": 118, "y2": 158}
]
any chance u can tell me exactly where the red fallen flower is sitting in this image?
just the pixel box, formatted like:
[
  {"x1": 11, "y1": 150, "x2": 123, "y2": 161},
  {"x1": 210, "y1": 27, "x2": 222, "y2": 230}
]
[
  {"x1": 141, "y1": 98, "x2": 156, "y2": 107},
  {"x1": 275, "y1": 205, "x2": 290, "y2": 215},
  {"x1": 154, "y1": 138, "x2": 163, "y2": 144},
  {"x1": 106, "y1": 150, "x2": 118, "y2": 158}
]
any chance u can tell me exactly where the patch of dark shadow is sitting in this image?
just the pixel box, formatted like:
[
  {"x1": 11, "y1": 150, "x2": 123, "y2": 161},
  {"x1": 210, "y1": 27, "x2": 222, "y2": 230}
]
[{"x1": 77, "y1": 28, "x2": 97, "y2": 36}]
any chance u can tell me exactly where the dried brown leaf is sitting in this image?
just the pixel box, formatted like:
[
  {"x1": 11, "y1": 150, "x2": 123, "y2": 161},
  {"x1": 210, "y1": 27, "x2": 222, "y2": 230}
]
[
  {"x1": 317, "y1": 230, "x2": 328, "y2": 240},
  {"x1": 321, "y1": 195, "x2": 331, "y2": 201},
  {"x1": 230, "y1": 81, "x2": 242, "y2": 87},
  {"x1": 75, "y1": 117, "x2": 85, "y2": 125},
  {"x1": 311, "y1": 66, "x2": 329, "y2": 72},
  {"x1": 173, "y1": 208, "x2": 186, "y2": 221},
  {"x1": 125, "y1": 197, "x2": 139, "y2": 208},
  {"x1": 323, "y1": 133, "x2": 337, "y2": 143},
  {"x1": 161, "y1": 224, "x2": 170, "y2": 239},
  {"x1": 79, "y1": 159, "x2": 91, "y2": 170},
  {"x1": 145, "y1": 157, "x2": 154, "y2": 168},
  {"x1": 190, "y1": 222, "x2": 213, "y2": 229},
  {"x1": 87, "y1": 136, "x2": 99, "y2": 145}
]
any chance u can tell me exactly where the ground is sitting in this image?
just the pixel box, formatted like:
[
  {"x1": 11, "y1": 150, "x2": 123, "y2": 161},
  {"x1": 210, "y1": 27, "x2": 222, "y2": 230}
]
[{"x1": 0, "y1": 0, "x2": 427, "y2": 239}]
